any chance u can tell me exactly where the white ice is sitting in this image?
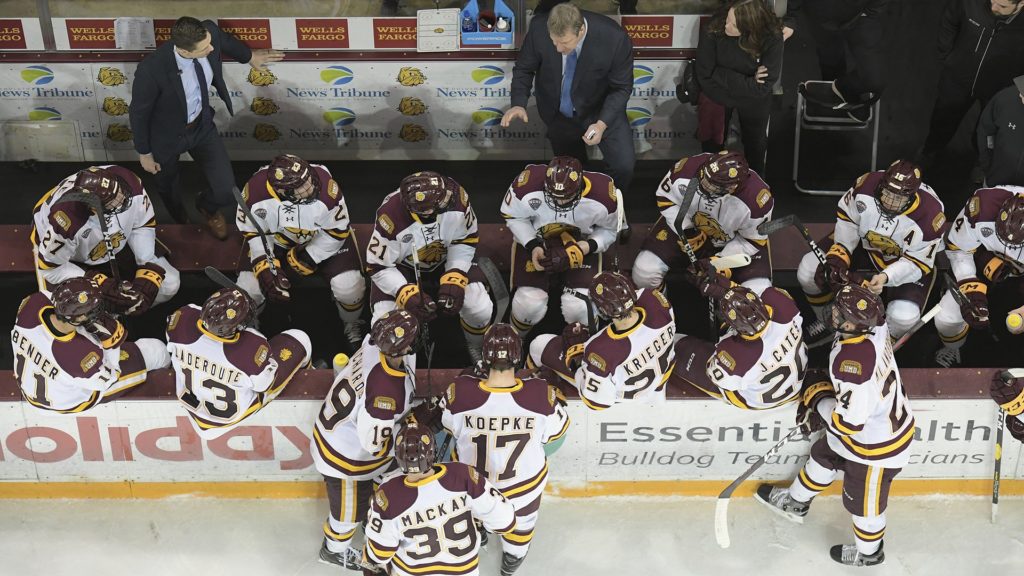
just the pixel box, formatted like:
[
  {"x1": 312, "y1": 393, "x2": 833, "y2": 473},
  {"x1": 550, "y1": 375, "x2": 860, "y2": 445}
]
[{"x1": 1, "y1": 495, "x2": 1022, "y2": 575}]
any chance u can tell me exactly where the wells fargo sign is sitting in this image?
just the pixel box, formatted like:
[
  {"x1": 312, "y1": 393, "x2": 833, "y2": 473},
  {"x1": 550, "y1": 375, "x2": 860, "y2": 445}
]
[
  {"x1": 217, "y1": 18, "x2": 272, "y2": 49},
  {"x1": 0, "y1": 19, "x2": 27, "y2": 49},
  {"x1": 373, "y1": 18, "x2": 417, "y2": 49},
  {"x1": 295, "y1": 18, "x2": 349, "y2": 49},
  {"x1": 621, "y1": 16, "x2": 674, "y2": 48},
  {"x1": 66, "y1": 19, "x2": 116, "y2": 49}
]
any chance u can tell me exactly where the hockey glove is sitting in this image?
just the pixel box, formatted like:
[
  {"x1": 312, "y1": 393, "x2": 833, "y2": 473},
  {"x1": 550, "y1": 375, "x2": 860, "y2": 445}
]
[
  {"x1": 85, "y1": 270, "x2": 140, "y2": 314},
  {"x1": 396, "y1": 283, "x2": 437, "y2": 322},
  {"x1": 406, "y1": 398, "x2": 444, "y2": 435},
  {"x1": 982, "y1": 255, "x2": 1011, "y2": 283},
  {"x1": 83, "y1": 311, "x2": 126, "y2": 349},
  {"x1": 991, "y1": 370, "x2": 1024, "y2": 417},
  {"x1": 696, "y1": 258, "x2": 734, "y2": 300},
  {"x1": 253, "y1": 256, "x2": 291, "y2": 303},
  {"x1": 796, "y1": 373, "x2": 833, "y2": 435},
  {"x1": 285, "y1": 245, "x2": 317, "y2": 276},
  {"x1": 957, "y1": 279, "x2": 989, "y2": 330},
  {"x1": 561, "y1": 322, "x2": 590, "y2": 369},
  {"x1": 814, "y1": 244, "x2": 852, "y2": 292},
  {"x1": 436, "y1": 270, "x2": 469, "y2": 316},
  {"x1": 539, "y1": 232, "x2": 585, "y2": 273},
  {"x1": 678, "y1": 228, "x2": 713, "y2": 264},
  {"x1": 125, "y1": 261, "x2": 165, "y2": 316}
]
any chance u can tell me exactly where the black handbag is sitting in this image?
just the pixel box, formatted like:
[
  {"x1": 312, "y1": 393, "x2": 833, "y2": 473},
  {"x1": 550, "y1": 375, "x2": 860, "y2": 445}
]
[{"x1": 676, "y1": 61, "x2": 700, "y2": 105}]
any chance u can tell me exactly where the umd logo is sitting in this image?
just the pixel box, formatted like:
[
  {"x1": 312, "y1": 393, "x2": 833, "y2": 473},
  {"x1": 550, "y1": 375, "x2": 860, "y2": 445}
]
[
  {"x1": 320, "y1": 65, "x2": 354, "y2": 85},
  {"x1": 97, "y1": 67, "x2": 126, "y2": 86},
  {"x1": 21, "y1": 65, "x2": 54, "y2": 85}
]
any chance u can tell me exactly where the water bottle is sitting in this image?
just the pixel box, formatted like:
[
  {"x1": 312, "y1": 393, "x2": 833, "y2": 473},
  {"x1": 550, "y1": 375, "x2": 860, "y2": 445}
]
[{"x1": 462, "y1": 10, "x2": 476, "y2": 32}]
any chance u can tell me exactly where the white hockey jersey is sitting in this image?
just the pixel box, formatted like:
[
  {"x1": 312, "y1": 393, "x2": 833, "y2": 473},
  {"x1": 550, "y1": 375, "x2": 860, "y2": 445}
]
[
  {"x1": 364, "y1": 462, "x2": 517, "y2": 576},
  {"x1": 834, "y1": 171, "x2": 946, "y2": 286},
  {"x1": 237, "y1": 163, "x2": 353, "y2": 263},
  {"x1": 501, "y1": 164, "x2": 619, "y2": 251},
  {"x1": 575, "y1": 289, "x2": 676, "y2": 410},
  {"x1": 165, "y1": 304, "x2": 279, "y2": 432},
  {"x1": 707, "y1": 288, "x2": 807, "y2": 410},
  {"x1": 816, "y1": 321, "x2": 915, "y2": 468},
  {"x1": 366, "y1": 186, "x2": 478, "y2": 297},
  {"x1": 440, "y1": 375, "x2": 569, "y2": 503},
  {"x1": 312, "y1": 338, "x2": 418, "y2": 480},
  {"x1": 32, "y1": 165, "x2": 157, "y2": 287},
  {"x1": 656, "y1": 153, "x2": 773, "y2": 258},
  {"x1": 945, "y1": 186, "x2": 1024, "y2": 282}
]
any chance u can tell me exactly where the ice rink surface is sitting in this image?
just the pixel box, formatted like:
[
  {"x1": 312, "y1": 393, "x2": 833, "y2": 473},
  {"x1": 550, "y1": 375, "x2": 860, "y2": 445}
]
[{"x1": 2, "y1": 495, "x2": 1023, "y2": 575}]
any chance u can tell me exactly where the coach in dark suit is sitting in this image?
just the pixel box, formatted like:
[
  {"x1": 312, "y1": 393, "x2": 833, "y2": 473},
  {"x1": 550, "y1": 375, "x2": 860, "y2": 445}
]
[
  {"x1": 503, "y1": 2, "x2": 636, "y2": 193},
  {"x1": 129, "y1": 17, "x2": 282, "y2": 239}
]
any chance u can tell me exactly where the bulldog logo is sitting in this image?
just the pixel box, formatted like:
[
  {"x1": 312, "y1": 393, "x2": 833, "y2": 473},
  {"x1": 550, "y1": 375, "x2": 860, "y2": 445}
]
[
  {"x1": 247, "y1": 68, "x2": 277, "y2": 87},
  {"x1": 397, "y1": 96, "x2": 427, "y2": 116},
  {"x1": 101, "y1": 96, "x2": 128, "y2": 116},
  {"x1": 397, "y1": 67, "x2": 426, "y2": 86},
  {"x1": 692, "y1": 212, "x2": 728, "y2": 244},
  {"x1": 253, "y1": 123, "x2": 281, "y2": 142},
  {"x1": 865, "y1": 230, "x2": 902, "y2": 258},
  {"x1": 399, "y1": 123, "x2": 427, "y2": 142},
  {"x1": 416, "y1": 241, "x2": 446, "y2": 266},
  {"x1": 106, "y1": 123, "x2": 132, "y2": 142},
  {"x1": 97, "y1": 67, "x2": 126, "y2": 86},
  {"x1": 250, "y1": 97, "x2": 279, "y2": 115},
  {"x1": 538, "y1": 222, "x2": 578, "y2": 240}
]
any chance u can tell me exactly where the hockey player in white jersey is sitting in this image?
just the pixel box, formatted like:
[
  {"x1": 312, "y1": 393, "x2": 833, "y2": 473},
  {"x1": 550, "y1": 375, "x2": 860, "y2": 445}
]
[
  {"x1": 362, "y1": 421, "x2": 518, "y2": 576},
  {"x1": 797, "y1": 160, "x2": 946, "y2": 346},
  {"x1": 528, "y1": 271, "x2": 675, "y2": 410},
  {"x1": 166, "y1": 288, "x2": 311, "y2": 439},
  {"x1": 632, "y1": 151, "x2": 773, "y2": 295},
  {"x1": 235, "y1": 154, "x2": 366, "y2": 345},
  {"x1": 934, "y1": 187, "x2": 1024, "y2": 367},
  {"x1": 991, "y1": 368, "x2": 1024, "y2": 443},
  {"x1": 757, "y1": 285, "x2": 914, "y2": 567},
  {"x1": 12, "y1": 277, "x2": 169, "y2": 413},
  {"x1": 313, "y1": 310, "x2": 420, "y2": 570},
  {"x1": 501, "y1": 156, "x2": 620, "y2": 336},
  {"x1": 671, "y1": 271, "x2": 807, "y2": 410},
  {"x1": 441, "y1": 324, "x2": 570, "y2": 575},
  {"x1": 32, "y1": 166, "x2": 179, "y2": 316},
  {"x1": 365, "y1": 171, "x2": 493, "y2": 361}
]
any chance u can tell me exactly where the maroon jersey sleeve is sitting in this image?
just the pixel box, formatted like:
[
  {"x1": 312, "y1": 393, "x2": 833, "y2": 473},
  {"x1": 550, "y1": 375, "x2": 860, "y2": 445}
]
[
  {"x1": 715, "y1": 336, "x2": 763, "y2": 376},
  {"x1": 107, "y1": 165, "x2": 145, "y2": 199},
  {"x1": 580, "y1": 170, "x2": 619, "y2": 214},
  {"x1": 373, "y1": 193, "x2": 415, "y2": 242},
  {"x1": 760, "y1": 287, "x2": 799, "y2": 324},
  {"x1": 583, "y1": 334, "x2": 632, "y2": 378},
  {"x1": 438, "y1": 461, "x2": 488, "y2": 499},
  {"x1": 445, "y1": 375, "x2": 490, "y2": 415},
  {"x1": 313, "y1": 166, "x2": 344, "y2": 210},
  {"x1": 636, "y1": 288, "x2": 674, "y2": 327},
  {"x1": 242, "y1": 168, "x2": 275, "y2": 208},
  {"x1": 830, "y1": 340, "x2": 878, "y2": 386},
  {"x1": 223, "y1": 331, "x2": 273, "y2": 377},
  {"x1": 364, "y1": 363, "x2": 409, "y2": 420},
  {"x1": 52, "y1": 333, "x2": 105, "y2": 379},
  {"x1": 965, "y1": 187, "x2": 1014, "y2": 226},
  {"x1": 46, "y1": 199, "x2": 91, "y2": 240},
  {"x1": 732, "y1": 171, "x2": 774, "y2": 220},
  {"x1": 907, "y1": 190, "x2": 948, "y2": 242},
  {"x1": 372, "y1": 476, "x2": 420, "y2": 521},
  {"x1": 669, "y1": 153, "x2": 712, "y2": 181},
  {"x1": 15, "y1": 293, "x2": 52, "y2": 329},
  {"x1": 510, "y1": 377, "x2": 559, "y2": 416},
  {"x1": 166, "y1": 305, "x2": 203, "y2": 346},
  {"x1": 510, "y1": 164, "x2": 548, "y2": 201}
]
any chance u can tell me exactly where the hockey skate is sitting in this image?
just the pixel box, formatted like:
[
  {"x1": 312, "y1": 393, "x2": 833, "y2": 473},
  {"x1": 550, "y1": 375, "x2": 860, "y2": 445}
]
[
  {"x1": 830, "y1": 541, "x2": 885, "y2": 566},
  {"x1": 804, "y1": 319, "x2": 835, "y2": 349},
  {"x1": 318, "y1": 542, "x2": 363, "y2": 570},
  {"x1": 343, "y1": 319, "x2": 366, "y2": 348},
  {"x1": 754, "y1": 484, "x2": 809, "y2": 524},
  {"x1": 501, "y1": 552, "x2": 526, "y2": 576},
  {"x1": 934, "y1": 346, "x2": 961, "y2": 368}
]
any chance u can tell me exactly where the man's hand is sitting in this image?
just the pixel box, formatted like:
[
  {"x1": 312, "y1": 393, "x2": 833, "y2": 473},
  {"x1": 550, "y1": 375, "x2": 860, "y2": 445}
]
[
  {"x1": 782, "y1": 26, "x2": 794, "y2": 41},
  {"x1": 583, "y1": 120, "x2": 607, "y2": 145},
  {"x1": 531, "y1": 246, "x2": 546, "y2": 272},
  {"x1": 501, "y1": 106, "x2": 529, "y2": 128},
  {"x1": 140, "y1": 153, "x2": 161, "y2": 175},
  {"x1": 755, "y1": 65, "x2": 769, "y2": 84},
  {"x1": 866, "y1": 273, "x2": 887, "y2": 295},
  {"x1": 249, "y1": 49, "x2": 284, "y2": 70}
]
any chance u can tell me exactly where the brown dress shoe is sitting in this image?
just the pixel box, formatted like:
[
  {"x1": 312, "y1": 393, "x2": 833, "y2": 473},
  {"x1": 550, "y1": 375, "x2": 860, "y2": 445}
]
[{"x1": 199, "y1": 208, "x2": 229, "y2": 240}]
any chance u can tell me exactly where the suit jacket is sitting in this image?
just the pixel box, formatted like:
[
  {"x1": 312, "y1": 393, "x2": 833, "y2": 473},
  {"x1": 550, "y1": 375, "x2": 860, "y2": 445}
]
[
  {"x1": 510, "y1": 10, "x2": 633, "y2": 129},
  {"x1": 128, "y1": 20, "x2": 252, "y2": 158}
]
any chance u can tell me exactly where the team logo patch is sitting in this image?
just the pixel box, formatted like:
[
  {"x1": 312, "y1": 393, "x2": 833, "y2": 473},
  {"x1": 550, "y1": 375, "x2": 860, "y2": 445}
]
[
  {"x1": 80, "y1": 351, "x2": 99, "y2": 372},
  {"x1": 119, "y1": 350, "x2": 129, "y2": 361},
  {"x1": 653, "y1": 289, "x2": 670, "y2": 308},
  {"x1": 167, "y1": 310, "x2": 180, "y2": 331},
  {"x1": 693, "y1": 212, "x2": 728, "y2": 243},
  {"x1": 77, "y1": 291, "x2": 89, "y2": 304},
  {"x1": 855, "y1": 173, "x2": 868, "y2": 188},
  {"x1": 839, "y1": 360, "x2": 862, "y2": 375},
  {"x1": 982, "y1": 227, "x2": 994, "y2": 238},
  {"x1": 674, "y1": 157, "x2": 687, "y2": 173},
  {"x1": 656, "y1": 229, "x2": 668, "y2": 241},
  {"x1": 255, "y1": 345, "x2": 269, "y2": 366},
  {"x1": 716, "y1": 350, "x2": 736, "y2": 371},
  {"x1": 595, "y1": 283, "x2": 604, "y2": 295},
  {"x1": 378, "y1": 214, "x2": 395, "y2": 235},
  {"x1": 856, "y1": 200, "x2": 867, "y2": 213},
  {"x1": 856, "y1": 299, "x2": 868, "y2": 311},
  {"x1": 328, "y1": 181, "x2": 339, "y2": 199},
  {"x1": 587, "y1": 352, "x2": 607, "y2": 372},
  {"x1": 375, "y1": 489, "x2": 389, "y2": 511},
  {"x1": 446, "y1": 383, "x2": 456, "y2": 404},
  {"x1": 279, "y1": 348, "x2": 292, "y2": 361},
  {"x1": 374, "y1": 396, "x2": 396, "y2": 411},
  {"x1": 756, "y1": 189, "x2": 771, "y2": 208},
  {"x1": 528, "y1": 198, "x2": 542, "y2": 210},
  {"x1": 515, "y1": 170, "x2": 530, "y2": 188},
  {"x1": 255, "y1": 208, "x2": 267, "y2": 220},
  {"x1": 969, "y1": 197, "x2": 981, "y2": 217},
  {"x1": 932, "y1": 213, "x2": 946, "y2": 232},
  {"x1": 53, "y1": 210, "x2": 70, "y2": 231}
]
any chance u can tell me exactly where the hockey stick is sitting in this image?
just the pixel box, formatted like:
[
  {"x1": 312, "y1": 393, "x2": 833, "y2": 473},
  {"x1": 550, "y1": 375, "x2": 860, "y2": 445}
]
[
  {"x1": 612, "y1": 187, "x2": 626, "y2": 272},
  {"x1": 670, "y1": 179, "x2": 715, "y2": 336},
  {"x1": 944, "y1": 271, "x2": 999, "y2": 343},
  {"x1": 232, "y1": 186, "x2": 290, "y2": 290},
  {"x1": 892, "y1": 300, "x2": 942, "y2": 352},
  {"x1": 711, "y1": 253, "x2": 752, "y2": 271},
  {"x1": 992, "y1": 406, "x2": 1006, "y2": 524},
  {"x1": 59, "y1": 191, "x2": 121, "y2": 284},
  {"x1": 714, "y1": 426, "x2": 806, "y2": 549},
  {"x1": 758, "y1": 214, "x2": 829, "y2": 270},
  {"x1": 204, "y1": 266, "x2": 243, "y2": 292},
  {"x1": 477, "y1": 257, "x2": 510, "y2": 324}
]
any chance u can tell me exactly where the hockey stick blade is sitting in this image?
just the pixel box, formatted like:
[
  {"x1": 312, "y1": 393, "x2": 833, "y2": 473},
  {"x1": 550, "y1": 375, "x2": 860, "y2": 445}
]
[
  {"x1": 477, "y1": 257, "x2": 510, "y2": 324},
  {"x1": 892, "y1": 300, "x2": 942, "y2": 352},
  {"x1": 714, "y1": 499, "x2": 732, "y2": 549},
  {"x1": 204, "y1": 266, "x2": 243, "y2": 292},
  {"x1": 711, "y1": 254, "x2": 752, "y2": 271},
  {"x1": 756, "y1": 214, "x2": 796, "y2": 237}
]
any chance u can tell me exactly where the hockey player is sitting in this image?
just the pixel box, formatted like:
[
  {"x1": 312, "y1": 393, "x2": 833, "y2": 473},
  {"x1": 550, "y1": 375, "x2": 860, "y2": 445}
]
[
  {"x1": 12, "y1": 277, "x2": 170, "y2": 413},
  {"x1": 32, "y1": 165, "x2": 179, "y2": 316},
  {"x1": 671, "y1": 274, "x2": 807, "y2": 410},
  {"x1": 632, "y1": 151, "x2": 773, "y2": 295},
  {"x1": 235, "y1": 154, "x2": 366, "y2": 345},
  {"x1": 797, "y1": 160, "x2": 945, "y2": 346},
  {"x1": 365, "y1": 171, "x2": 493, "y2": 360},
  {"x1": 528, "y1": 271, "x2": 675, "y2": 410},
  {"x1": 501, "y1": 156, "x2": 620, "y2": 336},
  {"x1": 934, "y1": 186, "x2": 1024, "y2": 367},
  {"x1": 756, "y1": 284, "x2": 914, "y2": 567},
  {"x1": 441, "y1": 324, "x2": 570, "y2": 575},
  {"x1": 313, "y1": 310, "x2": 420, "y2": 570},
  {"x1": 362, "y1": 421, "x2": 518, "y2": 576},
  {"x1": 165, "y1": 288, "x2": 311, "y2": 439},
  {"x1": 991, "y1": 369, "x2": 1024, "y2": 443}
]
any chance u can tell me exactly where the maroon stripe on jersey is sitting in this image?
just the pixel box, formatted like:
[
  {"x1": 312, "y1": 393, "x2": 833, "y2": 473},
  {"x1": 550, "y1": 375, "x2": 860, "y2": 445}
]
[
  {"x1": 166, "y1": 305, "x2": 203, "y2": 346},
  {"x1": 499, "y1": 463, "x2": 547, "y2": 496},
  {"x1": 15, "y1": 293, "x2": 51, "y2": 329},
  {"x1": 715, "y1": 335, "x2": 763, "y2": 376},
  {"x1": 837, "y1": 419, "x2": 916, "y2": 461},
  {"x1": 509, "y1": 377, "x2": 558, "y2": 415},
  {"x1": 515, "y1": 494, "x2": 543, "y2": 516},
  {"x1": 223, "y1": 331, "x2": 274, "y2": 377},
  {"x1": 761, "y1": 288, "x2": 799, "y2": 324},
  {"x1": 635, "y1": 288, "x2": 673, "y2": 327},
  {"x1": 373, "y1": 474, "x2": 421, "y2": 521},
  {"x1": 830, "y1": 340, "x2": 877, "y2": 385},
  {"x1": 392, "y1": 555, "x2": 479, "y2": 575},
  {"x1": 445, "y1": 376, "x2": 491, "y2": 414},
  {"x1": 313, "y1": 427, "x2": 392, "y2": 477}
]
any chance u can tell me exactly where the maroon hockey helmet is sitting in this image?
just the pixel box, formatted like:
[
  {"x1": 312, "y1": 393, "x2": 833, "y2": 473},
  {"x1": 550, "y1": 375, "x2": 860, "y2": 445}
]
[
  {"x1": 591, "y1": 271, "x2": 637, "y2": 320},
  {"x1": 51, "y1": 276, "x2": 103, "y2": 325},
  {"x1": 394, "y1": 421, "x2": 436, "y2": 474},
  {"x1": 875, "y1": 160, "x2": 921, "y2": 217},
  {"x1": 200, "y1": 288, "x2": 254, "y2": 338},
  {"x1": 719, "y1": 286, "x2": 770, "y2": 337},
  {"x1": 399, "y1": 171, "x2": 455, "y2": 217},
  {"x1": 544, "y1": 156, "x2": 584, "y2": 212},
  {"x1": 828, "y1": 284, "x2": 884, "y2": 335},
  {"x1": 268, "y1": 154, "x2": 319, "y2": 204},
  {"x1": 995, "y1": 194, "x2": 1024, "y2": 248},
  {"x1": 71, "y1": 167, "x2": 129, "y2": 213},
  {"x1": 698, "y1": 151, "x2": 749, "y2": 198},
  {"x1": 371, "y1": 310, "x2": 420, "y2": 357},
  {"x1": 481, "y1": 323, "x2": 523, "y2": 371}
]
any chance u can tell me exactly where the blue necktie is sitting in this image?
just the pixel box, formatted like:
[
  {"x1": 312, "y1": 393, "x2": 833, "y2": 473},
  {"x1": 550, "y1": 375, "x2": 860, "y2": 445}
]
[
  {"x1": 193, "y1": 58, "x2": 211, "y2": 124},
  {"x1": 559, "y1": 50, "x2": 577, "y2": 118}
]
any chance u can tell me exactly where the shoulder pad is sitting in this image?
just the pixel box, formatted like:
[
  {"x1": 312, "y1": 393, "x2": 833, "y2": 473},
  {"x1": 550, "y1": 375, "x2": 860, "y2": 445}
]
[
  {"x1": 48, "y1": 199, "x2": 91, "y2": 239},
  {"x1": 908, "y1": 188, "x2": 947, "y2": 239},
  {"x1": 732, "y1": 172, "x2": 773, "y2": 218},
  {"x1": 966, "y1": 187, "x2": 1013, "y2": 225},
  {"x1": 315, "y1": 168, "x2": 342, "y2": 208},
  {"x1": 852, "y1": 171, "x2": 883, "y2": 197},
  {"x1": 242, "y1": 169, "x2": 275, "y2": 206},
  {"x1": 15, "y1": 293, "x2": 51, "y2": 328},
  {"x1": 374, "y1": 192, "x2": 413, "y2": 240},
  {"x1": 580, "y1": 171, "x2": 617, "y2": 213},
  {"x1": 831, "y1": 340, "x2": 877, "y2": 384},
  {"x1": 512, "y1": 164, "x2": 547, "y2": 199},
  {"x1": 222, "y1": 331, "x2": 273, "y2": 376},
  {"x1": 671, "y1": 154, "x2": 709, "y2": 180},
  {"x1": 651, "y1": 288, "x2": 671, "y2": 309}
]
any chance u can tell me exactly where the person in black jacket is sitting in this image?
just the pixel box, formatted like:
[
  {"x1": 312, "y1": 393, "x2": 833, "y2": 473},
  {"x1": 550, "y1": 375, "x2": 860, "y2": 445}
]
[
  {"x1": 695, "y1": 0, "x2": 783, "y2": 174},
  {"x1": 977, "y1": 76, "x2": 1024, "y2": 186},
  {"x1": 503, "y1": 2, "x2": 635, "y2": 193},
  {"x1": 128, "y1": 17, "x2": 282, "y2": 239},
  {"x1": 785, "y1": 0, "x2": 890, "y2": 122},
  {"x1": 919, "y1": 0, "x2": 1024, "y2": 165}
]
